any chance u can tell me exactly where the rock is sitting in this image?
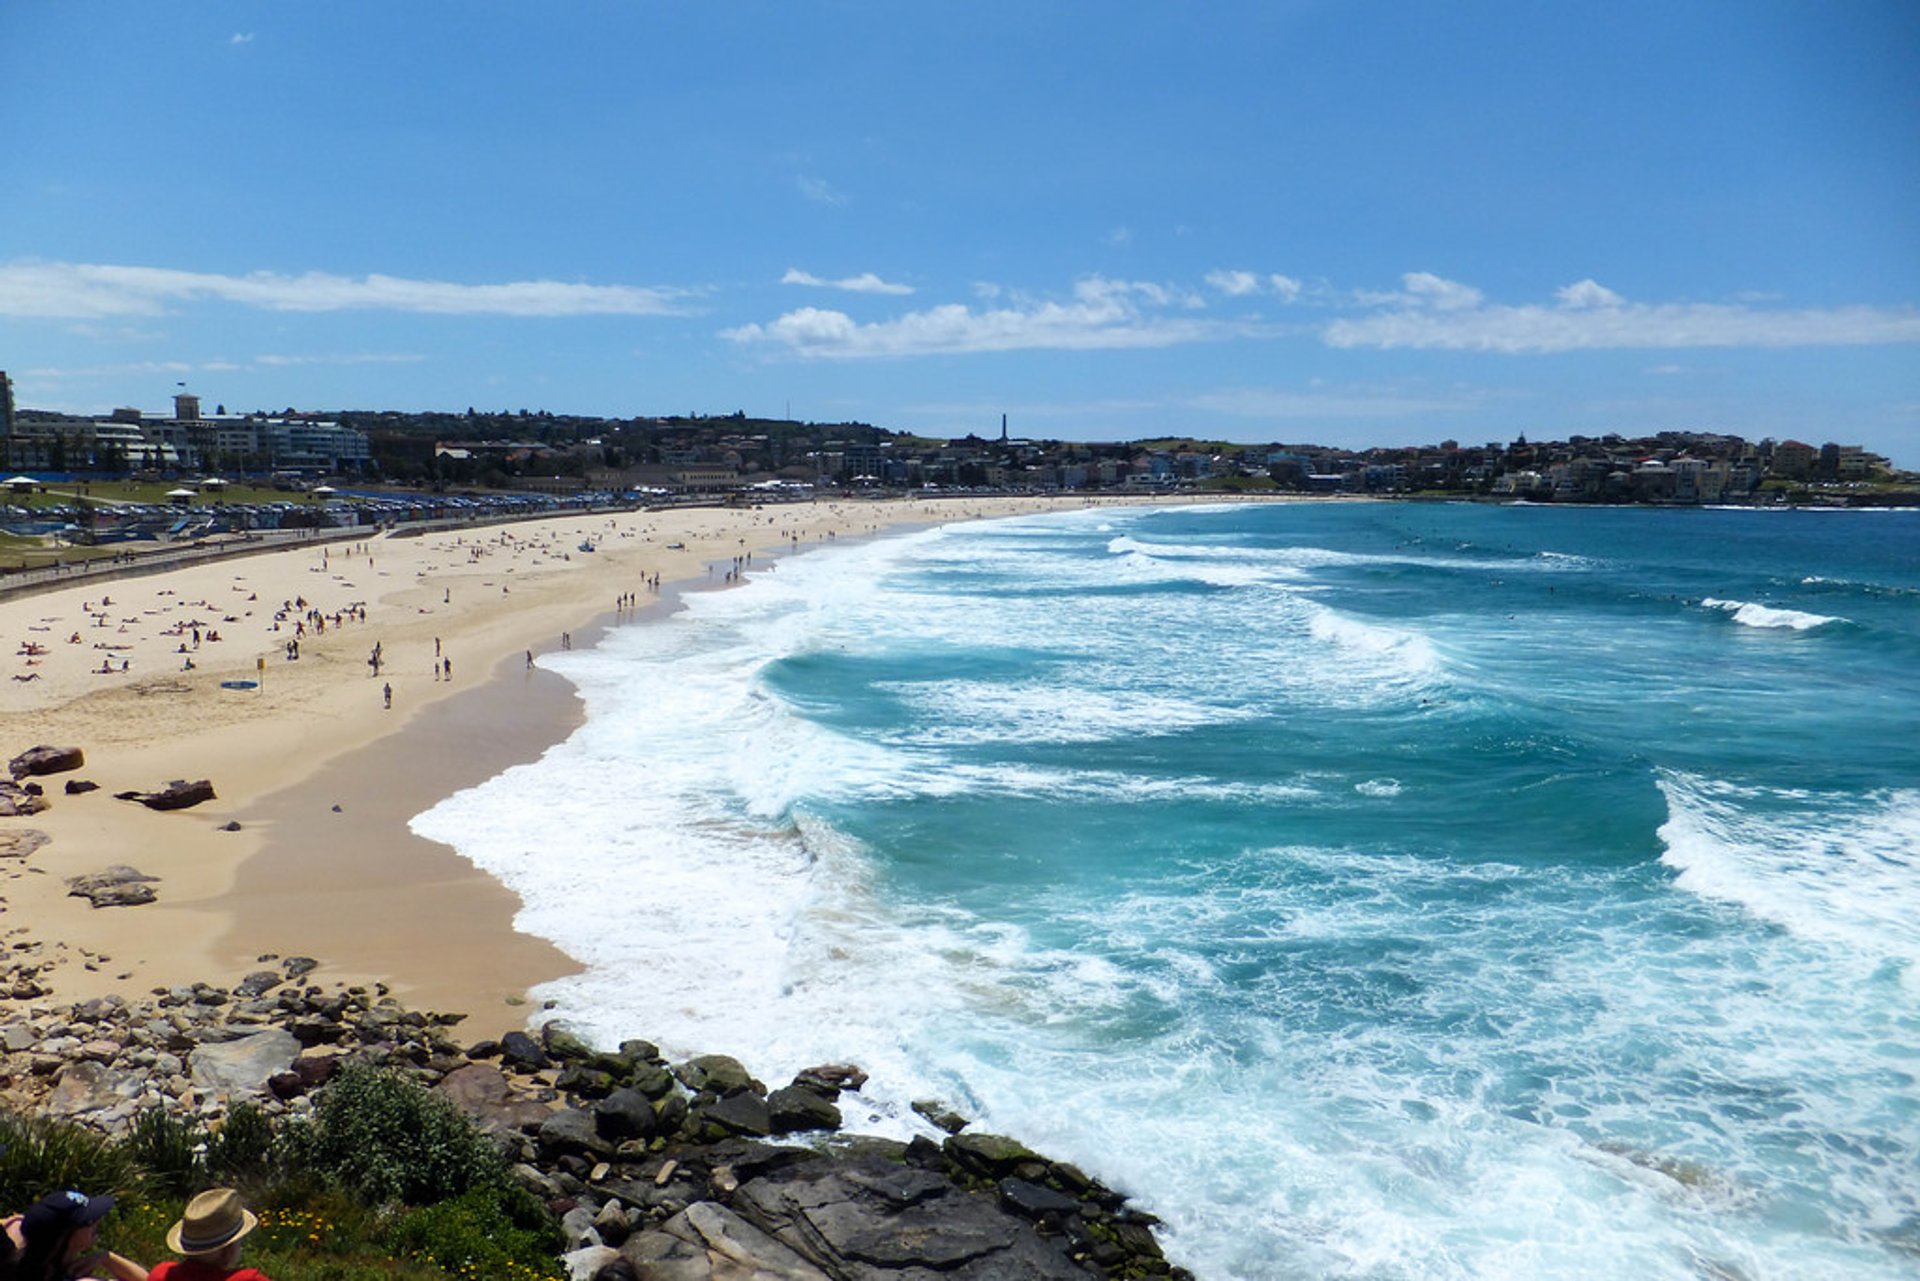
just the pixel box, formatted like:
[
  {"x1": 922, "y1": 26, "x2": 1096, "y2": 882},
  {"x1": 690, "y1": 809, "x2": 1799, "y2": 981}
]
[
  {"x1": 766, "y1": 1086, "x2": 842, "y2": 1135},
  {"x1": 539, "y1": 1107, "x2": 614, "y2": 1160},
  {"x1": 591, "y1": 1198, "x2": 632, "y2": 1247},
  {"x1": 66, "y1": 866, "x2": 161, "y2": 909},
  {"x1": 0, "y1": 828, "x2": 49, "y2": 859},
  {"x1": 945, "y1": 1132, "x2": 1041, "y2": 1179},
  {"x1": 47, "y1": 1061, "x2": 142, "y2": 1117},
  {"x1": 702, "y1": 1092, "x2": 772, "y2": 1139},
  {"x1": 234, "y1": 970, "x2": 282, "y2": 998},
  {"x1": 792, "y1": 1063, "x2": 868, "y2": 1099},
  {"x1": 560, "y1": 1205, "x2": 603, "y2": 1251},
  {"x1": 621, "y1": 1202, "x2": 830, "y2": 1281},
  {"x1": 9, "y1": 745, "x2": 85, "y2": 778},
  {"x1": 560, "y1": 1244, "x2": 620, "y2": 1281},
  {"x1": 116, "y1": 779, "x2": 217, "y2": 811},
  {"x1": 189, "y1": 1028, "x2": 300, "y2": 1097},
  {"x1": 912, "y1": 1098, "x2": 970, "y2": 1134},
  {"x1": 732, "y1": 1156, "x2": 1086, "y2": 1279},
  {"x1": 674, "y1": 1054, "x2": 762, "y2": 1097},
  {"x1": 282, "y1": 956, "x2": 318, "y2": 978},
  {"x1": 0, "y1": 782, "x2": 51, "y2": 816},
  {"x1": 501, "y1": 1029, "x2": 551, "y2": 1071},
  {"x1": 436, "y1": 1062, "x2": 550, "y2": 1137},
  {"x1": 64, "y1": 780, "x2": 99, "y2": 795},
  {"x1": 218, "y1": 820, "x2": 242, "y2": 832},
  {"x1": 592, "y1": 1087, "x2": 657, "y2": 1142},
  {"x1": 543, "y1": 1024, "x2": 598, "y2": 1062},
  {"x1": 998, "y1": 1178, "x2": 1080, "y2": 1220}
]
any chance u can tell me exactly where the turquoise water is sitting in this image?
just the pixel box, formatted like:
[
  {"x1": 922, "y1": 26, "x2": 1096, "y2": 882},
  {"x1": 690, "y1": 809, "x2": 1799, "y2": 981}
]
[{"x1": 415, "y1": 501, "x2": 1920, "y2": 1279}]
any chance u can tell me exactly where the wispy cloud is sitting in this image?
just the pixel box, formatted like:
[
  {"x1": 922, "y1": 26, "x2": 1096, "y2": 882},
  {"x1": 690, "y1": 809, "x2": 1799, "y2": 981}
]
[
  {"x1": 230, "y1": 32, "x2": 254, "y2": 45},
  {"x1": 795, "y1": 175, "x2": 846, "y2": 206},
  {"x1": 1327, "y1": 274, "x2": 1920, "y2": 352},
  {"x1": 781, "y1": 268, "x2": 914, "y2": 296},
  {"x1": 1205, "y1": 270, "x2": 1303, "y2": 301},
  {"x1": 0, "y1": 261, "x2": 693, "y2": 319},
  {"x1": 725, "y1": 275, "x2": 1230, "y2": 358},
  {"x1": 25, "y1": 352, "x2": 425, "y2": 382},
  {"x1": 1186, "y1": 383, "x2": 1494, "y2": 419}
]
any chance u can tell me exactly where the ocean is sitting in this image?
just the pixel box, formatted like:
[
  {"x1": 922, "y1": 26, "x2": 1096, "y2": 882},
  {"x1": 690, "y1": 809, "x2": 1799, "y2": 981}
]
[{"x1": 411, "y1": 499, "x2": 1920, "y2": 1280}]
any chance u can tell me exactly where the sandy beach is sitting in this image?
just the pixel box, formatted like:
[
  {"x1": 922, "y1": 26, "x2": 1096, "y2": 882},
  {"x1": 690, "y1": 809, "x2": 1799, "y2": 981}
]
[{"x1": 0, "y1": 492, "x2": 1209, "y2": 1037}]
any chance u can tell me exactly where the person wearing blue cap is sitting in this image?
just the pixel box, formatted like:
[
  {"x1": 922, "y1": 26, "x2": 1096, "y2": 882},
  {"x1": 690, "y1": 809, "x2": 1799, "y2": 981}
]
[{"x1": 2, "y1": 1189, "x2": 146, "y2": 1281}]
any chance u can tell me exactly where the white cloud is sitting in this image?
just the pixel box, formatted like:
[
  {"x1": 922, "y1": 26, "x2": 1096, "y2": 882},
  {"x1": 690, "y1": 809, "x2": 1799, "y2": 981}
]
[
  {"x1": 24, "y1": 352, "x2": 424, "y2": 382},
  {"x1": 1105, "y1": 226, "x2": 1133, "y2": 246},
  {"x1": 0, "y1": 261, "x2": 692, "y2": 318},
  {"x1": 781, "y1": 268, "x2": 913, "y2": 296},
  {"x1": 1402, "y1": 272, "x2": 1485, "y2": 310},
  {"x1": 795, "y1": 175, "x2": 846, "y2": 206},
  {"x1": 1206, "y1": 270, "x2": 1303, "y2": 300},
  {"x1": 1556, "y1": 278, "x2": 1624, "y2": 309},
  {"x1": 230, "y1": 32, "x2": 254, "y2": 45},
  {"x1": 1327, "y1": 274, "x2": 1920, "y2": 352},
  {"x1": 724, "y1": 274, "x2": 1230, "y2": 358}
]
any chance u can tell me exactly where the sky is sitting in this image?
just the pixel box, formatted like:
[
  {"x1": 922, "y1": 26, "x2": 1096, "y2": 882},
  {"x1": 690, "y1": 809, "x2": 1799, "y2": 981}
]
[{"x1": 4, "y1": 1, "x2": 1918, "y2": 466}]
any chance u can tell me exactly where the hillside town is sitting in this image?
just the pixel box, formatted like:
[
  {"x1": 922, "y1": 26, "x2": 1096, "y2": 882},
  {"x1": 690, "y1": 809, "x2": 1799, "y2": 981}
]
[{"x1": 3, "y1": 372, "x2": 1912, "y2": 507}]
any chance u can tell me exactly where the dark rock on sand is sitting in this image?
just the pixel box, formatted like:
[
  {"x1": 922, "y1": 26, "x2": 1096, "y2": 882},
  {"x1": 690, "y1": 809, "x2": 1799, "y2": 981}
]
[
  {"x1": 114, "y1": 778, "x2": 216, "y2": 810},
  {"x1": 8, "y1": 745, "x2": 85, "y2": 778},
  {"x1": 64, "y1": 779, "x2": 99, "y2": 795}
]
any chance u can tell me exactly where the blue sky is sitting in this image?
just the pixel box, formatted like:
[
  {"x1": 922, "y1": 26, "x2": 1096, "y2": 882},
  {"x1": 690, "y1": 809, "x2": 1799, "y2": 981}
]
[{"x1": 4, "y1": 1, "x2": 1918, "y2": 464}]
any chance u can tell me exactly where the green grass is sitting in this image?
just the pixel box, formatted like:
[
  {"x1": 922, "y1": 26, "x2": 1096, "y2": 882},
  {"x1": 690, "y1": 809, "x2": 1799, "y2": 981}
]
[{"x1": 3, "y1": 481, "x2": 333, "y2": 509}]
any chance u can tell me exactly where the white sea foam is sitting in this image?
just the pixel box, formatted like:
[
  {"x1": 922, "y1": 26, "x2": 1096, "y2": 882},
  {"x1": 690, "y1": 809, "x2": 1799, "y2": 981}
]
[
  {"x1": 1700, "y1": 598, "x2": 1845, "y2": 630},
  {"x1": 1657, "y1": 772, "x2": 1920, "y2": 983}
]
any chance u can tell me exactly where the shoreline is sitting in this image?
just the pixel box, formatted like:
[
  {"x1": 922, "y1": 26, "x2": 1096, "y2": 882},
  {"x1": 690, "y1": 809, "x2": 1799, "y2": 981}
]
[{"x1": 1, "y1": 492, "x2": 1238, "y2": 1035}]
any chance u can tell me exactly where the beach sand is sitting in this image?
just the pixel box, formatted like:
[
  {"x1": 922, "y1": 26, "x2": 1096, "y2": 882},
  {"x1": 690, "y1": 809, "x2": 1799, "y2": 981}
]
[{"x1": 1, "y1": 493, "x2": 1211, "y2": 1037}]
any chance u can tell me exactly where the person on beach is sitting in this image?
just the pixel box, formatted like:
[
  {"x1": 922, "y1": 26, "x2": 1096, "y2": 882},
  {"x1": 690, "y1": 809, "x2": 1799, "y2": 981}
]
[
  {"x1": 382, "y1": 682, "x2": 392, "y2": 709},
  {"x1": 146, "y1": 1190, "x2": 270, "y2": 1281},
  {"x1": 3, "y1": 1190, "x2": 147, "y2": 1281}
]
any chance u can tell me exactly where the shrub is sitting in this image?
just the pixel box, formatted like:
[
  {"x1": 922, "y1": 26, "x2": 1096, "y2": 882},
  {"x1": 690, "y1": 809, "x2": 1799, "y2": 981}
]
[
  {"x1": 208, "y1": 1103, "x2": 275, "y2": 1185},
  {"x1": 0, "y1": 1110, "x2": 143, "y2": 1207},
  {"x1": 378, "y1": 1186, "x2": 564, "y2": 1281},
  {"x1": 124, "y1": 1107, "x2": 205, "y2": 1197},
  {"x1": 279, "y1": 1065, "x2": 504, "y2": 1205}
]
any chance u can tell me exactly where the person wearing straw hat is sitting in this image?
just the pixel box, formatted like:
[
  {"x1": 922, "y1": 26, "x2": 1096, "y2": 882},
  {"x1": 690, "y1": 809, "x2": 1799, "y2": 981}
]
[{"x1": 146, "y1": 1191, "x2": 270, "y2": 1281}]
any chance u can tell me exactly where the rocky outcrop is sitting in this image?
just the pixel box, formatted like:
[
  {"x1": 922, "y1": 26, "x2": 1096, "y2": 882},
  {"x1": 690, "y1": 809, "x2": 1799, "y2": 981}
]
[
  {"x1": 9, "y1": 745, "x2": 85, "y2": 779},
  {"x1": 113, "y1": 778, "x2": 217, "y2": 810},
  {"x1": 0, "y1": 968, "x2": 1188, "y2": 1280}
]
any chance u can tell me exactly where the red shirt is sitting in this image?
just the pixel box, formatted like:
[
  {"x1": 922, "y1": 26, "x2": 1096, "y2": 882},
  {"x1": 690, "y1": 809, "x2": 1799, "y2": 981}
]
[{"x1": 148, "y1": 1263, "x2": 271, "y2": 1281}]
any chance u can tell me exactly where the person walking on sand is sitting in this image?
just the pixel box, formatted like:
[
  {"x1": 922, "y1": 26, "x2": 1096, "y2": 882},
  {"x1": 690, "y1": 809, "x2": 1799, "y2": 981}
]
[
  {"x1": 382, "y1": 682, "x2": 391, "y2": 709},
  {"x1": 147, "y1": 1190, "x2": 271, "y2": 1281}
]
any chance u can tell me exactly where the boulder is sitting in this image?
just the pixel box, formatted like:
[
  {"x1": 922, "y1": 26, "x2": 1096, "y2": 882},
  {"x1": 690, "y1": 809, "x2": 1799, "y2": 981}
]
[
  {"x1": 66, "y1": 866, "x2": 160, "y2": 909},
  {"x1": 620, "y1": 1201, "x2": 830, "y2": 1281},
  {"x1": 500, "y1": 1029, "x2": 551, "y2": 1071},
  {"x1": 731, "y1": 1156, "x2": 1087, "y2": 1279},
  {"x1": 65, "y1": 779, "x2": 99, "y2": 795},
  {"x1": 0, "y1": 782, "x2": 50, "y2": 817},
  {"x1": 538, "y1": 1107, "x2": 614, "y2": 1160},
  {"x1": 560, "y1": 1244, "x2": 620, "y2": 1281},
  {"x1": 189, "y1": 1028, "x2": 300, "y2": 1097},
  {"x1": 47, "y1": 1060, "x2": 142, "y2": 1117},
  {"x1": 592, "y1": 1087, "x2": 657, "y2": 1142},
  {"x1": 674, "y1": 1054, "x2": 762, "y2": 1097},
  {"x1": 9, "y1": 745, "x2": 84, "y2": 778},
  {"x1": 702, "y1": 1091, "x2": 771, "y2": 1139},
  {"x1": 944, "y1": 1132, "x2": 1041, "y2": 1179},
  {"x1": 436, "y1": 1062, "x2": 550, "y2": 1136},
  {"x1": 767, "y1": 1086, "x2": 842, "y2": 1135}
]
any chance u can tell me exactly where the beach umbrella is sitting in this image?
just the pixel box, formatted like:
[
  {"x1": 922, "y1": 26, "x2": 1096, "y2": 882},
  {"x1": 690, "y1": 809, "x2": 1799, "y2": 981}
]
[
  {"x1": 312, "y1": 485, "x2": 337, "y2": 496},
  {"x1": 165, "y1": 487, "x2": 196, "y2": 503},
  {"x1": 3, "y1": 476, "x2": 38, "y2": 492}
]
